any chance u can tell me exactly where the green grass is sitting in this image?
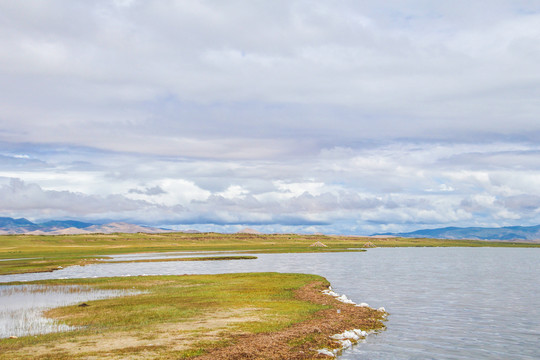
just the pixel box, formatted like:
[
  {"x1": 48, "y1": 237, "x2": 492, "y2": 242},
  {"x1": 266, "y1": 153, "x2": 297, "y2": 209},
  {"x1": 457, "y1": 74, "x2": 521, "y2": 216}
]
[
  {"x1": 1, "y1": 232, "x2": 537, "y2": 275},
  {"x1": 0, "y1": 273, "x2": 330, "y2": 359}
]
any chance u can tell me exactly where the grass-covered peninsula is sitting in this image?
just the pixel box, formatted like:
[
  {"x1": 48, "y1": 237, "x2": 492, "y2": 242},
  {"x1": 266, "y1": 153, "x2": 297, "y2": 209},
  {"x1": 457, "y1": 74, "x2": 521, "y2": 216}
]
[{"x1": 0, "y1": 273, "x2": 386, "y2": 359}]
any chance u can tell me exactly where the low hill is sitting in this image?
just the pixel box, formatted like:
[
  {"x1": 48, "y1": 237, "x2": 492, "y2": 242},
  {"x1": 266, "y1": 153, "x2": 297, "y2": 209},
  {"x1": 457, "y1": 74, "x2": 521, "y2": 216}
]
[
  {"x1": 0, "y1": 217, "x2": 171, "y2": 235},
  {"x1": 237, "y1": 228, "x2": 262, "y2": 234},
  {"x1": 377, "y1": 225, "x2": 540, "y2": 241},
  {"x1": 84, "y1": 222, "x2": 169, "y2": 234},
  {"x1": 0, "y1": 217, "x2": 39, "y2": 232}
]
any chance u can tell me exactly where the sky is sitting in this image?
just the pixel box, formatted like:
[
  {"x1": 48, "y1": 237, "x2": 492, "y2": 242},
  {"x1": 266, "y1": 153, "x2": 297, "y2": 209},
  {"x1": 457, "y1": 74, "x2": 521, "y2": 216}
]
[{"x1": 1, "y1": 0, "x2": 540, "y2": 234}]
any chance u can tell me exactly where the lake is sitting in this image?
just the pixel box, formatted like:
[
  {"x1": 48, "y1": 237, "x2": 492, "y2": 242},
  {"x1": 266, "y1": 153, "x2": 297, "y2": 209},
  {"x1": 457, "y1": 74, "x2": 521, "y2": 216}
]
[{"x1": 1, "y1": 248, "x2": 538, "y2": 359}]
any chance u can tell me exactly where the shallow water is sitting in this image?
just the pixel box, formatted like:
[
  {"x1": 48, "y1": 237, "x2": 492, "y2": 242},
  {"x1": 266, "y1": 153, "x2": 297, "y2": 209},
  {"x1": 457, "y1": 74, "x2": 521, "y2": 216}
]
[
  {"x1": 0, "y1": 285, "x2": 136, "y2": 338},
  {"x1": 1, "y1": 248, "x2": 538, "y2": 359}
]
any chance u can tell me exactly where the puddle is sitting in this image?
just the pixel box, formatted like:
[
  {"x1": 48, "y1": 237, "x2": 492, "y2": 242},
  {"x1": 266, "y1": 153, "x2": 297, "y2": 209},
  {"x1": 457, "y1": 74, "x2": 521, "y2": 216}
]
[{"x1": 0, "y1": 285, "x2": 137, "y2": 338}]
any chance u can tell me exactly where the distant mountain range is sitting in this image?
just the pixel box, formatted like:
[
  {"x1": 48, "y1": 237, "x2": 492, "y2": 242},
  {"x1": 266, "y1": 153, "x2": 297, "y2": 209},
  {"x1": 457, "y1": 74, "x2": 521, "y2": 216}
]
[
  {"x1": 0, "y1": 217, "x2": 171, "y2": 235},
  {"x1": 2, "y1": 217, "x2": 540, "y2": 241},
  {"x1": 376, "y1": 225, "x2": 540, "y2": 241}
]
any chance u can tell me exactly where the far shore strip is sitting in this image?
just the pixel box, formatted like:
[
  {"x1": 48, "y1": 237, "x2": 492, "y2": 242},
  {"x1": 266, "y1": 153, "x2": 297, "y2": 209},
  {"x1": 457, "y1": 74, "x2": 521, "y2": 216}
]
[{"x1": 103, "y1": 255, "x2": 258, "y2": 264}]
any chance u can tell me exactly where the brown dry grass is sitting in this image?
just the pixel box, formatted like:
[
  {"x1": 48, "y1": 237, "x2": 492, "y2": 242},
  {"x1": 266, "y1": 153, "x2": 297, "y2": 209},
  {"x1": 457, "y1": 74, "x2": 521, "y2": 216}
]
[{"x1": 2, "y1": 308, "x2": 262, "y2": 360}]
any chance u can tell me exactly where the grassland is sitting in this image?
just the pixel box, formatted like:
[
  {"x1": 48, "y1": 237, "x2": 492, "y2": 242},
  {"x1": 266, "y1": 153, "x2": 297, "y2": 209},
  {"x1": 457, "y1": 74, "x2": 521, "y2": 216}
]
[
  {"x1": 1, "y1": 232, "x2": 538, "y2": 275},
  {"x1": 0, "y1": 273, "x2": 386, "y2": 359}
]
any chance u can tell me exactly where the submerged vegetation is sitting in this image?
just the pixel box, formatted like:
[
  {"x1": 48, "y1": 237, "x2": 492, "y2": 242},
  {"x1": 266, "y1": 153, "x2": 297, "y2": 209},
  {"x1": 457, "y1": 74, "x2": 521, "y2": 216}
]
[
  {"x1": 0, "y1": 273, "x2": 386, "y2": 359},
  {"x1": 1, "y1": 232, "x2": 538, "y2": 275}
]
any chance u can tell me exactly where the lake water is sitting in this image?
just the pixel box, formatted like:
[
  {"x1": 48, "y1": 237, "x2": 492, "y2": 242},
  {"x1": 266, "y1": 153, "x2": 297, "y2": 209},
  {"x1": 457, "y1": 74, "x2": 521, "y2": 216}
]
[{"x1": 1, "y1": 248, "x2": 538, "y2": 359}]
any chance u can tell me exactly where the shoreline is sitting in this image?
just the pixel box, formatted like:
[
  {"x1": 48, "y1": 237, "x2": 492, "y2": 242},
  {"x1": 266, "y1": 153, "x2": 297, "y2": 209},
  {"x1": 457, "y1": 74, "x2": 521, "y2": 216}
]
[
  {"x1": 0, "y1": 274, "x2": 386, "y2": 359},
  {"x1": 2, "y1": 232, "x2": 538, "y2": 276},
  {"x1": 192, "y1": 281, "x2": 387, "y2": 359}
]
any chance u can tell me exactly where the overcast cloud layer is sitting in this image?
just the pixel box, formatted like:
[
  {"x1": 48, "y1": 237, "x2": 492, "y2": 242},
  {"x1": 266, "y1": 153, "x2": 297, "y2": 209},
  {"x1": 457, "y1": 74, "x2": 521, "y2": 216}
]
[{"x1": 1, "y1": 1, "x2": 539, "y2": 234}]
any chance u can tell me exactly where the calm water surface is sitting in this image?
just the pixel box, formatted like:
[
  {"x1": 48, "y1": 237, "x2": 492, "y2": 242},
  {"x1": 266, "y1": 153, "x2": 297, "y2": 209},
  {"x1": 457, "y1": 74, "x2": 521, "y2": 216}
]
[
  {"x1": 1, "y1": 248, "x2": 538, "y2": 359},
  {"x1": 0, "y1": 285, "x2": 137, "y2": 337}
]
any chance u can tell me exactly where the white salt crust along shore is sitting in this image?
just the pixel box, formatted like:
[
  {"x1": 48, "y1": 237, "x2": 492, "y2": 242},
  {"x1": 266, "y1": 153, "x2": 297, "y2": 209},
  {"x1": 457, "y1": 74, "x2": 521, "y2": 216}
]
[{"x1": 317, "y1": 287, "x2": 387, "y2": 357}]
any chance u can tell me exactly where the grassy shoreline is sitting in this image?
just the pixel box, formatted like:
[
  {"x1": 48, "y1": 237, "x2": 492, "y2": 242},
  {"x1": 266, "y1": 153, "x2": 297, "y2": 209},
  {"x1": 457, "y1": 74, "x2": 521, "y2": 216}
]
[
  {"x1": 104, "y1": 255, "x2": 259, "y2": 264},
  {"x1": 1, "y1": 232, "x2": 538, "y2": 275},
  {"x1": 0, "y1": 273, "x2": 386, "y2": 359}
]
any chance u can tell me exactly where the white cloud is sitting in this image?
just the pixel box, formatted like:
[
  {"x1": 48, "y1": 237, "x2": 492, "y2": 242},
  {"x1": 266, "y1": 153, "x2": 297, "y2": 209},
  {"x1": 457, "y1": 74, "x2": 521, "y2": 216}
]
[
  {"x1": 1, "y1": 1, "x2": 540, "y2": 233},
  {"x1": 5, "y1": 138, "x2": 540, "y2": 232},
  {"x1": 0, "y1": 178, "x2": 150, "y2": 219},
  {"x1": 1, "y1": 1, "x2": 539, "y2": 155},
  {"x1": 217, "y1": 185, "x2": 249, "y2": 199}
]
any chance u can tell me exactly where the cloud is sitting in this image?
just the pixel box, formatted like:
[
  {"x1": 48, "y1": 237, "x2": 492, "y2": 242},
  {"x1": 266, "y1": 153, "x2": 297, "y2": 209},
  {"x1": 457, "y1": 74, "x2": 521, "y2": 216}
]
[
  {"x1": 0, "y1": 1, "x2": 539, "y2": 158},
  {"x1": 1, "y1": 2, "x2": 540, "y2": 233},
  {"x1": 0, "y1": 178, "x2": 184, "y2": 222},
  {"x1": 128, "y1": 185, "x2": 166, "y2": 196},
  {"x1": 4, "y1": 137, "x2": 540, "y2": 233},
  {"x1": 499, "y1": 195, "x2": 540, "y2": 212}
]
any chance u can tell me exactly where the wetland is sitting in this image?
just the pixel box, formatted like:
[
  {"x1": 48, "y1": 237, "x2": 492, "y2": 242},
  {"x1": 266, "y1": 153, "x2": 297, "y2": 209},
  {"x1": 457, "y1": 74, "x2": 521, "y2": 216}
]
[{"x1": 1, "y1": 233, "x2": 539, "y2": 359}]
